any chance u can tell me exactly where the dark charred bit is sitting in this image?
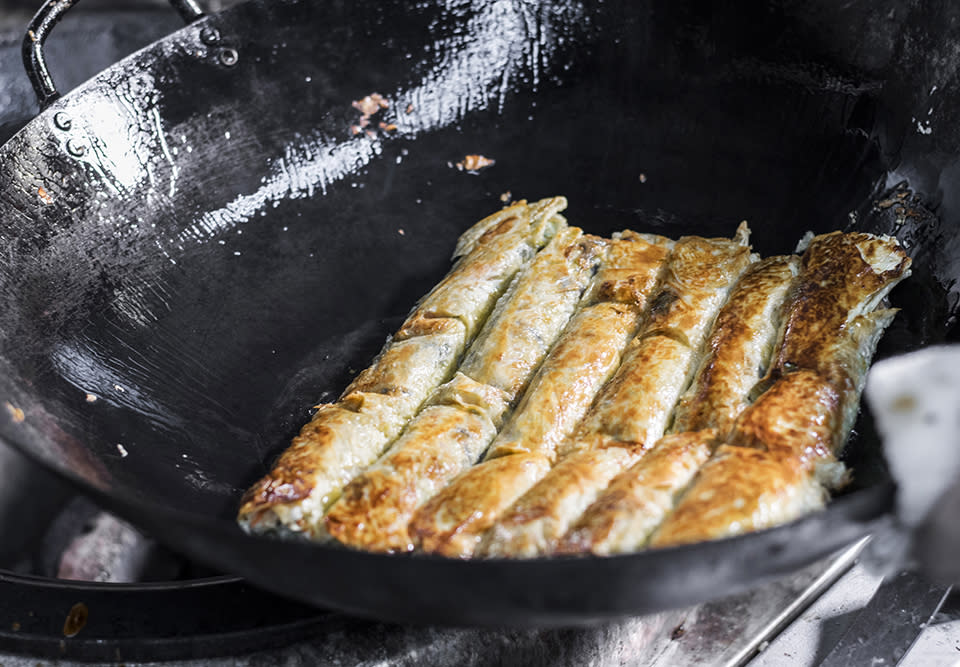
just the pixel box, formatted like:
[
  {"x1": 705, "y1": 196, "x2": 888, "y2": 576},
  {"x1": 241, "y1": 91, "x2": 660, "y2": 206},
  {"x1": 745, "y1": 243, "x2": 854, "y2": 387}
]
[
  {"x1": 647, "y1": 289, "x2": 679, "y2": 319},
  {"x1": 242, "y1": 473, "x2": 311, "y2": 507},
  {"x1": 671, "y1": 624, "x2": 685, "y2": 640}
]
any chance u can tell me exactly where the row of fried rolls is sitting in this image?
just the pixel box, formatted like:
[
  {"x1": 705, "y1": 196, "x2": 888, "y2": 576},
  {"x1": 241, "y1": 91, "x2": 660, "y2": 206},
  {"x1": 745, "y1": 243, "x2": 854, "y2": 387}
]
[{"x1": 239, "y1": 197, "x2": 911, "y2": 557}]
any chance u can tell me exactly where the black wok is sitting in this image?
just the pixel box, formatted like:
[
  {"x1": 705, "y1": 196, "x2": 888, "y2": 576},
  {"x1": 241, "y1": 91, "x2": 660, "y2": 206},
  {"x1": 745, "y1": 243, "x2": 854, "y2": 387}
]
[{"x1": 0, "y1": 0, "x2": 957, "y2": 626}]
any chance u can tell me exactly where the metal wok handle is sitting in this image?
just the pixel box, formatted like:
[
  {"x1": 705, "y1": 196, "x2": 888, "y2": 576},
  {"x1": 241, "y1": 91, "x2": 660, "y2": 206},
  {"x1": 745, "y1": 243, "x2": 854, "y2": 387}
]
[{"x1": 22, "y1": 0, "x2": 206, "y2": 110}]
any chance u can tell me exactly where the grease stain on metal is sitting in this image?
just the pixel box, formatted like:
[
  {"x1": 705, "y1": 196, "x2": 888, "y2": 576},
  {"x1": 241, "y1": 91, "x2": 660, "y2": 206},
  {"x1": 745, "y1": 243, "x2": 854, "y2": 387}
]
[{"x1": 62, "y1": 602, "x2": 88, "y2": 638}]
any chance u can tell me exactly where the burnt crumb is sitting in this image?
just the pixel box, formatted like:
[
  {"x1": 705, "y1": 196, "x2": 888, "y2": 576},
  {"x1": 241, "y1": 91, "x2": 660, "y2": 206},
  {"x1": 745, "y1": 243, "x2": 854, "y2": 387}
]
[{"x1": 671, "y1": 624, "x2": 685, "y2": 640}]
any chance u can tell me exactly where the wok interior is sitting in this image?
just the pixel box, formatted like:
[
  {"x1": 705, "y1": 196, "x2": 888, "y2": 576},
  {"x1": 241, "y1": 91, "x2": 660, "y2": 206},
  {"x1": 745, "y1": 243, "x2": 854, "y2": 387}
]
[{"x1": 0, "y1": 0, "x2": 957, "y2": 622}]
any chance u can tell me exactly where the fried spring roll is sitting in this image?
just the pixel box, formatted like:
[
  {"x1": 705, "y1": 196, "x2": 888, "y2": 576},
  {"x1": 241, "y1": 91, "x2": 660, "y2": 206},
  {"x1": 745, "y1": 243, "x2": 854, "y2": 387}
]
[
  {"x1": 671, "y1": 255, "x2": 801, "y2": 435},
  {"x1": 409, "y1": 232, "x2": 673, "y2": 557},
  {"x1": 651, "y1": 311, "x2": 900, "y2": 547},
  {"x1": 557, "y1": 255, "x2": 800, "y2": 555},
  {"x1": 480, "y1": 227, "x2": 755, "y2": 558},
  {"x1": 556, "y1": 430, "x2": 719, "y2": 555},
  {"x1": 648, "y1": 445, "x2": 829, "y2": 547},
  {"x1": 652, "y1": 232, "x2": 910, "y2": 547},
  {"x1": 238, "y1": 198, "x2": 566, "y2": 537},
  {"x1": 324, "y1": 228, "x2": 604, "y2": 551},
  {"x1": 769, "y1": 231, "x2": 911, "y2": 444}
]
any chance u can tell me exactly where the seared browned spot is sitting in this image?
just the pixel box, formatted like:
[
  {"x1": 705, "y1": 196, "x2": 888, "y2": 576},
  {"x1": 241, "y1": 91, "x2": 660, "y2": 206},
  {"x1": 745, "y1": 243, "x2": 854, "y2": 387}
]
[
  {"x1": 394, "y1": 314, "x2": 462, "y2": 340},
  {"x1": 645, "y1": 289, "x2": 679, "y2": 321},
  {"x1": 673, "y1": 256, "x2": 799, "y2": 434},
  {"x1": 730, "y1": 369, "x2": 840, "y2": 465},
  {"x1": 476, "y1": 214, "x2": 520, "y2": 245},
  {"x1": 239, "y1": 428, "x2": 327, "y2": 509},
  {"x1": 591, "y1": 236, "x2": 671, "y2": 306},
  {"x1": 411, "y1": 453, "x2": 551, "y2": 557},
  {"x1": 650, "y1": 445, "x2": 819, "y2": 548},
  {"x1": 772, "y1": 232, "x2": 910, "y2": 382},
  {"x1": 325, "y1": 404, "x2": 494, "y2": 552}
]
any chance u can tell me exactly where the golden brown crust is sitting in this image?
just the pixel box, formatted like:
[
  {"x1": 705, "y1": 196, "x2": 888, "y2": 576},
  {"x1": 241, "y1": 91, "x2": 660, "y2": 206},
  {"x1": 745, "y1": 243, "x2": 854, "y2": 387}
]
[
  {"x1": 325, "y1": 402, "x2": 501, "y2": 552},
  {"x1": 244, "y1": 217, "x2": 909, "y2": 555},
  {"x1": 324, "y1": 229, "x2": 603, "y2": 552},
  {"x1": 417, "y1": 198, "x2": 567, "y2": 339},
  {"x1": 556, "y1": 430, "x2": 719, "y2": 555},
  {"x1": 643, "y1": 232, "x2": 755, "y2": 341},
  {"x1": 478, "y1": 230, "x2": 755, "y2": 558},
  {"x1": 479, "y1": 444, "x2": 644, "y2": 558},
  {"x1": 341, "y1": 320, "x2": 466, "y2": 427},
  {"x1": 771, "y1": 232, "x2": 910, "y2": 389},
  {"x1": 486, "y1": 303, "x2": 638, "y2": 460},
  {"x1": 729, "y1": 369, "x2": 841, "y2": 465},
  {"x1": 563, "y1": 231, "x2": 755, "y2": 455},
  {"x1": 238, "y1": 405, "x2": 385, "y2": 535},
  {"x1": 409, "y1": 234, "x2": 673, "y2": 557},
  {"x1": 239, "y1": 198, "x2": 567, "y2": 536},
  {"x1": 459, "y1": 229, "x2": 607, "y2": 396},
  {"x1": 586, "y1": 231, "x2": 673, "y2": 305},
  {"x1": 671, "y1": 256, "x2": 800, "y2": 435},
  {"x1": 566, "y1": 335, "x2": 690, "y2": 453},
  {"x1": 649, "y1": 445, "x2": 827, "y2": 547},
  {"x1": 410, "y1": 453, "x2": 552, "y2": 557}
]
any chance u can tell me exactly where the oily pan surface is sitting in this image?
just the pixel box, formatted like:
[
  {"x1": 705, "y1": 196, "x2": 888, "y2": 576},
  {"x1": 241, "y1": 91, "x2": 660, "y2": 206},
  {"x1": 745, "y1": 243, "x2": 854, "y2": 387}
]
[{"x1": 0, "y1": 0, "x2": 956, "y2": 623}]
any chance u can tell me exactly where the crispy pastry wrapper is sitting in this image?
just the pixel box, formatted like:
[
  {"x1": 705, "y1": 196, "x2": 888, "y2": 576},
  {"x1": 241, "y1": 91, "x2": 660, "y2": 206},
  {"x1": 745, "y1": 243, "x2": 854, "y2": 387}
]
[
  {"x1": 480, "y1": 228, "x2": 755, "y2": 557},
  {"x1": 649, "y1": 445, "x2": 830, "y2": 547},
  {"x1": 325, "y1": 375, "x2": 509, "y2": 552},
  {"x1": 554, "y1": 255, "x2": 801, "y2": 555},
  {"x1": 556, "y1": 430, "x2": 720, "y2": 555},
  {"x1": 671, "y1": 255, "x2": 800, "y2": 436},
  {"x1": 409, "y1": 233, "x2": 673, "y2": 556},
  {"x1": 481, "y1": 444, "x2": 643, "y2": 558},
  {"x1": 412, "y1": 453, "x2": 552, "y2": 558},
  {"x1": 238, "y1": 198, "x2": 566, "y2": 537},
  {"x1": 324, "y1": 228, "x2": 604, "y2": 551},
  {"x1": 651, "y1": 230, "x2": 910, "y2": 547}
]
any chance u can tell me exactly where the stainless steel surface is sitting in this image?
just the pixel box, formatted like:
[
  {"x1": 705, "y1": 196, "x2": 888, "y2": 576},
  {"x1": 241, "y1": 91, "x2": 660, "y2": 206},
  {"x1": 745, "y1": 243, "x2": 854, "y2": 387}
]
[
  {"x1": 818, "y1": 571, "x2": 951, "y2": 667},
  {"x1": 723, "y1": 538, "x2": 870, "y2": 667}
]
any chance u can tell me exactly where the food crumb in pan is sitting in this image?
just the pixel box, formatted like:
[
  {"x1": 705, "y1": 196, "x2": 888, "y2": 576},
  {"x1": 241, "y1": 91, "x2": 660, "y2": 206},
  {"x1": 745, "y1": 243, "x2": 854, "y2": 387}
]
[
  {"x1": 85, "y1": 393, "x2": 97, "y2": 403},
  {"x1": 398, "y1": 228, "x2": 406, "y2": 235},
  {"x1": 500, "y1": 190, "x2": 512, "y2": 203},
  {"x1": 639, "y1": 173, "x2": 647, "y2": 183},
  {"x1": 455, "y1": 154, "x2": 496, "y2": 173},
  {"x1": 117, "y1": 444, "x2": 128, "y2": 458},
  {"x1": 406, "y1": 103, "x2": 414, "y2": 114},
  {"x1": 352, "y1": 93, "x2": 389, "y2": 117},
  {"x1": 37, "y1": 186, "x2": 53, "y2": 204},
  {"x1": 11, "y1": 621, "x2": 20, "y2": 631},
  {"x1": 4, "y1": 401, "x2": 24, "y2": 423}
]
